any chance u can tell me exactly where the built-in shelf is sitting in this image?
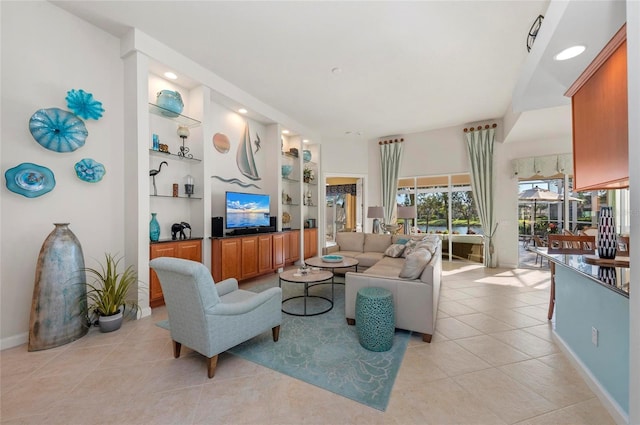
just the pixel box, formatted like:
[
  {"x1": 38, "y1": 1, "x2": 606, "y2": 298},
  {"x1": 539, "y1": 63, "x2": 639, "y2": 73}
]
[
  {"x1": 283, "y1": 203, "x2": 300, "y2": 206},
  {"x1": 149, "y1": 149, "x2": 201, "y2": 162},
  {"x1": 150, "y1": 194, "x2": 202, "y2": 200},
  {"x1": 304, "y1": 181, "x2": 317, "y2": 186},
  {"x1": 281, "y1": 151, "x2": 299, "y2": 160},
  {"x1": 282, "y1": 176, "x2": 300, "y2": 183},
  {"x1": 148, "y1": 103, "x2": 201, "y2": 128}
]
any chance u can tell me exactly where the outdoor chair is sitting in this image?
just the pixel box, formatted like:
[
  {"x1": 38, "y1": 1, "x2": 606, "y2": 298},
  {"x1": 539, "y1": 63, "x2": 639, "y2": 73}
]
[
  {"x1": 150, "y1": 257, "x2": 282, "y2": 378},
  {"x1": 545, "y1": 234, "x2": 595, "y2": 320}
]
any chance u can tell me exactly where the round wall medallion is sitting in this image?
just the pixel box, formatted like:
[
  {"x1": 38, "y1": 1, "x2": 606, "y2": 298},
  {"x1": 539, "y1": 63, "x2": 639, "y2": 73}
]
[
  {"x1": 5, "y1": 162, "x2": 56, "y2": 198},
  {"x1": 213, "y1": 133, "x2": 230, "y2": 153}
]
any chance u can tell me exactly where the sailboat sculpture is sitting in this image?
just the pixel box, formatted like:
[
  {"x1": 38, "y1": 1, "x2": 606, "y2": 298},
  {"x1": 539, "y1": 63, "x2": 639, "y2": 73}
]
[{"x1": 236, "y1": 122, "x2": 261, "y2": 181}]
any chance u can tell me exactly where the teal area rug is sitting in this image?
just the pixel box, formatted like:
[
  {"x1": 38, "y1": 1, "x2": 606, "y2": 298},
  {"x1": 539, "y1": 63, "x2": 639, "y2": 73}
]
[{"x1": 157, "y1": 276, "x2": 410, "y2": 411}]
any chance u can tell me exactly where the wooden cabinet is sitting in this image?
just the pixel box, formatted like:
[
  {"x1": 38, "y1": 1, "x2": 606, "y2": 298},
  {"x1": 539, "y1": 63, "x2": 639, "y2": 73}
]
[
  {"x1": 149, "y1": 239, "x2": 203, "y2": 307},
  {"x1": 240, "y1": 236, "x2": 259, "y2": 280},
  {"x1": 567, "y1": 25, "x2": 628, "y2": 191},
  {"x1": 212, "y1": 233, "x2": 288, "y2": 282},
  {"x1": 284, "y1": 230, "x2": 300, "y2": 264},
  {"x1": 304, "y1": 228, "x2": 318, "y2": 259},
  {"x1": 212, "y1": 238, "x2": 241, "y2": 282},
  {"x1": 272, "y1": 233, "x2": 285, "y2": 269}
]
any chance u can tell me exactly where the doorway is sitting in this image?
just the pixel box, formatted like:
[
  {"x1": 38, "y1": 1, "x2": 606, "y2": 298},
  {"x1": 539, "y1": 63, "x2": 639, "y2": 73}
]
[{"x1": 325, "y1": 176, "x2": 364, "y2": 248}]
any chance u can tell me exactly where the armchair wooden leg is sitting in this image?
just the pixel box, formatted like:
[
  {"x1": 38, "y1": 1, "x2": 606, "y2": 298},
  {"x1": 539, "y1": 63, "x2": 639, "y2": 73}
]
[
  {"x1": 173, "y1": 340, "x2": 182, "y2": 358},
  {"x1": 346, "y1": 318, "x2": 355, "y2": 326},
  {"x1": 272, "y1": 325, "x2": 280, "y2": 342},
  {"x1": 207, "y1": 355, "x2": 218, "y2": 379},
  {"x1": 422, "y1": 333, "x2": 433, "y2": 343}
]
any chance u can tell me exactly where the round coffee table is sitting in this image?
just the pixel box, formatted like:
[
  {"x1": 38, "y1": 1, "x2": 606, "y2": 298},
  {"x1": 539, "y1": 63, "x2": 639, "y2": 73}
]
[
  {"x1": 279, "y1": 269, "x2": 334, "y2": 316},
  {"x1": 304, "y1": 256, "x2": 359, "y2": 273}
]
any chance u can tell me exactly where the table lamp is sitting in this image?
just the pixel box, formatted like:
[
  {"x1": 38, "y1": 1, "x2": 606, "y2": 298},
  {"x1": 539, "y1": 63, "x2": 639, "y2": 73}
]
[
  {"x1": 397, "y1": 206, "x2": 416, "y2": 235},
  {"x1": 367, "y1": 206, "x2": 384, "y2": 234}
]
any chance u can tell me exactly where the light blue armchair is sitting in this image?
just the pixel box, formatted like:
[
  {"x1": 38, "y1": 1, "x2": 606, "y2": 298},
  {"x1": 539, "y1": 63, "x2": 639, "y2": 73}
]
[{"x1": 149, "y1": 257, "x2": 282, "y2": 378}]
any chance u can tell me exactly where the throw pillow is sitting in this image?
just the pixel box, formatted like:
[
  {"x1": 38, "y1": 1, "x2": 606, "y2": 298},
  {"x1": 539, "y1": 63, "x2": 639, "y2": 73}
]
[
  {"x1": 402, "y1": 239, "x2": 419, "y2": 258},
  {"x1": 384, "y1": 243, "x2": 406, "y2": 258},
  {"x1": 399, "y1": 248, "x2": 432, "y2": 279},
  {"x1": 396, "y1": 238, "x2": 409, "y2": 245}
]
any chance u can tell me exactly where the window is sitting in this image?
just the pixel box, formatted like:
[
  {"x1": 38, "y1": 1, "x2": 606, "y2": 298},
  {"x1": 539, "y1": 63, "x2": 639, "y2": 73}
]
[{"x1": 397, "y1": 174, "x2": 481, "y2": 235}]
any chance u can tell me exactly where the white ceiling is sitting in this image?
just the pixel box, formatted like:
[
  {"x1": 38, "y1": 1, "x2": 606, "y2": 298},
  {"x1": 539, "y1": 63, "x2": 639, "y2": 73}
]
[{"x1": 50, "y1": 1, "x2": 623, "y2": 145}]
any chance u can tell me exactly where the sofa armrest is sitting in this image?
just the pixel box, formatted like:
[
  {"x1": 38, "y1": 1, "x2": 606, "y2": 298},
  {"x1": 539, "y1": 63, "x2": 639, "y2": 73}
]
[{"x1": 324, "y1": 245, "x2": 340, "y2": 255}]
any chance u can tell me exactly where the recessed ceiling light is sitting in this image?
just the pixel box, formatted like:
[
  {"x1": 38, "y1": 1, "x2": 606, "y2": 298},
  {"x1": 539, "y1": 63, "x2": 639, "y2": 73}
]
[
  {"x1": 282, "y1": 129, "x2": 290, "y2": 134},
  {"x1": 238, "y1": 108, "x2": 248, "y2": 114},
  {"x1": 331, "y1": 67, "x2": 342, "y2": 75},
  {"x1": 554, "y1": 45, "x2": 586, "y2": 61},
  {"x1": 164, "y1": 72, "x2": 178, "y2": 80},
  {"x1": 302, "y1": 139, "x2": 309, "y2": 144}
]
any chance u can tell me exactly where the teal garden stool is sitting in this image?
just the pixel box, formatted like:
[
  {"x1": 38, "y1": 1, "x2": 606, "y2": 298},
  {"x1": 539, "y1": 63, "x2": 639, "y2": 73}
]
[{"x1": 355, "y1": 287, "x2": 395, "y2": 352}]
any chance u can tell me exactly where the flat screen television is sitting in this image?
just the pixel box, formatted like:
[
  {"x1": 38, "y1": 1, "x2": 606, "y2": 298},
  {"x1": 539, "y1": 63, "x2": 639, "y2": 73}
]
[{"x1": 225, "y1": 191, "x2": 271, "y2": 230}]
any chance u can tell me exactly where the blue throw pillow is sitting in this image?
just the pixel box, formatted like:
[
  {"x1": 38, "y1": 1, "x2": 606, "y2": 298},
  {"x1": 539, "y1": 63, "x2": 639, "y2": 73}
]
[{"x1": 396, "y1": 238, "x2": 409, "y2": 245}]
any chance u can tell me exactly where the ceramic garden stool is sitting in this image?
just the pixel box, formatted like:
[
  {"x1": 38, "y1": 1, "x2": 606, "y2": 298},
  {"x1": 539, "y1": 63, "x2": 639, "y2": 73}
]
[{"x1": 355, "y1": 287, "x2": 395, "y2": 352}]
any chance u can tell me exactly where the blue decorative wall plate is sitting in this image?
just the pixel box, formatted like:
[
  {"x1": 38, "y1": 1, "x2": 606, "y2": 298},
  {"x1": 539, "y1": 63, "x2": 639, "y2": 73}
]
[
  {"x1": 5, "y1": 163, "x2": 56, "y2": 198},
  {"x1": 74, "y1": 158, "x2": 106, "y2": 183},
  {"x1": 29, "y1": 108, "x2": 88, "y2": 152},
  {"x1": 66, "y1": 89, "x2": 104, "y2": 120}
]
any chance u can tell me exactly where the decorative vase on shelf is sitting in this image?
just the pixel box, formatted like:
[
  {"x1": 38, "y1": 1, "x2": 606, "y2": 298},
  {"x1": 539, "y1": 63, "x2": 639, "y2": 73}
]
[
  {"x1": 29, "y1": 223, "x2": 87, "y2": 351},
  {"x1": 303, "y1": 149, "x2": 312, "y2": 162},
  {"x1": 597, "y1": 206, "x2": 617, "y2": 259},
  {"x1": 156, "y1": 90, "x2": 183, "y2": 117},
  {"x1": 150, "y1": 213, "x2": 160, "y2": 242}
]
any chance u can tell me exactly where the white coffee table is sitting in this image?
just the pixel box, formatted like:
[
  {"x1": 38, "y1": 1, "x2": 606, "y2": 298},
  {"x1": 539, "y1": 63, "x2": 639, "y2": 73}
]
[{"x1": 279, "y1": 269, "x2": 333, "y2": 316}]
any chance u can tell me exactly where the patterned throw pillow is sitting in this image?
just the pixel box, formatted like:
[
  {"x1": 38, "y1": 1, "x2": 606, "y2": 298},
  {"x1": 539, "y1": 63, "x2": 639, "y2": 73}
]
[
  {"x1": 399, "y1": 249, "x2": 432, "y2": 279},
  {"x1": 384, "y1": 243, "x2": 406, "y2": 258},
  {"x1": 396, "y1": 238, "x2": 409, "y2": 245},
  {"x1": 402, "y1": 239, "x2": 419, "y2": 258}
]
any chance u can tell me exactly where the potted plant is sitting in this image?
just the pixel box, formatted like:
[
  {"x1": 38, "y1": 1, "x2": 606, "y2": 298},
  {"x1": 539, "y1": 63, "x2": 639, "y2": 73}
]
[{"x1": 84, "y1": 253, "x2": 139, "y2": 332}]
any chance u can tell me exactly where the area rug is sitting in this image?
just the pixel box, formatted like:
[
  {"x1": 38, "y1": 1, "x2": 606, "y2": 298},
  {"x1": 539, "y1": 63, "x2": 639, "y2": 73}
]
[{"x1": 157, "y1": 276, "x2": 410, "y2": 411}]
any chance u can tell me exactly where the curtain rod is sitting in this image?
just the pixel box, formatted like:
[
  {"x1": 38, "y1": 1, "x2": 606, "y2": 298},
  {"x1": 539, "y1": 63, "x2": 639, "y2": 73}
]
[
  {"x1": 378, "y1": 138, "x2": 404, "y2": 145},
  {"x1": 463, "y1": 123, "x2": 497, "y2": 133}
]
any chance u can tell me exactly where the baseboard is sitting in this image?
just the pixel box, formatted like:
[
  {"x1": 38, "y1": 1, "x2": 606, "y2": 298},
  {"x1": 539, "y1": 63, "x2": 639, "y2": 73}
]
[
  {"x1": 552, "y1": 331, "x2": 628, "y2": 424},
  {"x1": 1, "y1": 332, "x2": 28, "y2": 350},
  {"x1": 139, "y1": 306, "x2": 152, "y2": 319}
]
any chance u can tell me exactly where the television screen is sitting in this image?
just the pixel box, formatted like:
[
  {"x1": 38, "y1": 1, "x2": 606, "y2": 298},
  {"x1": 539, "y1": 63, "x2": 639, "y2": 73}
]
[{"x1": 225, "y1": 191, "x2": 271, "y2": 229}]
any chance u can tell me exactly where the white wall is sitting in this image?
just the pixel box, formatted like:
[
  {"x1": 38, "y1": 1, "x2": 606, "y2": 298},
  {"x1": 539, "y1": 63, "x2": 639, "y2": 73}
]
[{"x1": 1, "y1": 1, "x2": 124, "y2": 347}]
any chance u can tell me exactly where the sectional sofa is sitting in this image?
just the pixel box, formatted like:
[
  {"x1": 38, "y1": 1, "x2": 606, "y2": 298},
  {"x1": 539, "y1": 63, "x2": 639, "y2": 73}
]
[{"x1": 324, "y1": 232, "x2": 442, "y2": 342}]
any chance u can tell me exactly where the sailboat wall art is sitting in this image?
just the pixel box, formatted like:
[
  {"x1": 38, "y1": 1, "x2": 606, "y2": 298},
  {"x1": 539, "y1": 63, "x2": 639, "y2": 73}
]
[{"x1": 236, "y1": 122, "x2": 261, "y2": 181}]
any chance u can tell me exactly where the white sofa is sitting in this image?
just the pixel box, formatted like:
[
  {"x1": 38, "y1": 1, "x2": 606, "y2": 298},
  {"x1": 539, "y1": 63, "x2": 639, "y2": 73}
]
[{"x1": 325, "y1": 232, "x2": 442, "y2": 342}]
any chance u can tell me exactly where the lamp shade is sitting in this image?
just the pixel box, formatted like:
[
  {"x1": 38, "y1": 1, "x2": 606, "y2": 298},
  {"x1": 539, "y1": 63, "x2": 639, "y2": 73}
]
[
  {"x1": 367, "y1": 206, "x2": 384, "y2": 218},
  {"x1": 397, "y1": 206, "x2": 416, "y2": 219}
]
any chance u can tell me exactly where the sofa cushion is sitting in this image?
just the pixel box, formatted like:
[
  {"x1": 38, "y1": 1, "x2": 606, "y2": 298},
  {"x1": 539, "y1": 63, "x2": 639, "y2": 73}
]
[
  {"x1": 334, "y1": 250, "x2": 362, "y2": 259},
  {"x1": 336, "y1": 232, "x2": 365, "y2": 253},
  {"x1": 363, "y1": 234, "x2": 392, "y2": 253},
  {"x1": 354, "y1": 252, "x2": 385, "y2": 268},
  {"x1": 416, "y1": 240, "x2": 438, "y2": 255},
  {"x1": 384, "y1": 243, "x2": 406, "y2": 258},
  {"x1": 391, "y1": 236, "x2": 410, "y2": 245},
  {"x1": 399, "y1": 249, "x2": 432, "y2": 279}
]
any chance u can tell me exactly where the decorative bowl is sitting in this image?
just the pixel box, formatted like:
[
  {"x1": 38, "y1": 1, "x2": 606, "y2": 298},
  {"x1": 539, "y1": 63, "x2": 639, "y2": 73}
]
[
  {"x1": 322, "y1": 255, "x2": 344, "y2": 263},
  {"x1": 303, "y1": 149, "x2": 312, "y2": 162},
  {"x1": 156, "y1": 90, "x2": 183, "y2": 117},
  {"x1": 281, "y1": 164, "x2": 293, "y2": 178}
]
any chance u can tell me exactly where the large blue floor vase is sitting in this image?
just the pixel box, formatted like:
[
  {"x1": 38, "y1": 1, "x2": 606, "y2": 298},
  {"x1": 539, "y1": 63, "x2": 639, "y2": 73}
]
[{"x1": 28, "y1": 223, "x2": 88, "y2": 351}]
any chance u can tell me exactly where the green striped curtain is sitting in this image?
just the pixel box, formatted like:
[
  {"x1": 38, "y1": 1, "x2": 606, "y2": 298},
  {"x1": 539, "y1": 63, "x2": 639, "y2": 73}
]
[
  {"x1": 380, "y1": 139, "x2": 404, "y2": 225},
  {"x1": 465, "y1": 125, "x2": 497, "y2": 267}
]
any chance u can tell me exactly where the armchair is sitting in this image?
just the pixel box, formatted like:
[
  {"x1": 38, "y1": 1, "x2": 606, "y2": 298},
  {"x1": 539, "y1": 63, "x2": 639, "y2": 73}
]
[{"x1": 149, "y1": 257, "x2": 282, "y2": 378}]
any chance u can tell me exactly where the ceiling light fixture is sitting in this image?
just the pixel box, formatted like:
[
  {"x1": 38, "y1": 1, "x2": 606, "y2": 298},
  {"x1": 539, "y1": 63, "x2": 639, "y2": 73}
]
[
  {"x1": 554, "y1": 45, "x2": 586, "y2": 61},
  {"x1": 164, "y1": 72, "x2": 178, "y2": 80},
  {"x1": 302, "y1": 139, "x2": 309, "y2": 144},
  {"x1": 238, "y1": 108, "x2": 248, "y2": 114},
  {"x1": 282, "y1": 129, "x2": 290, "y2": 134},
  {"x1": 331, "y1": 67, "x2": 342, "y2": 75}
]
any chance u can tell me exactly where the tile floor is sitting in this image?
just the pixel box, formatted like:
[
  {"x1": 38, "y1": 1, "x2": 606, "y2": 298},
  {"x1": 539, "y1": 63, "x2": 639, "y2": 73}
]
[{"x1": 0, "y1": 261, "x2": 616, "y2": 425}]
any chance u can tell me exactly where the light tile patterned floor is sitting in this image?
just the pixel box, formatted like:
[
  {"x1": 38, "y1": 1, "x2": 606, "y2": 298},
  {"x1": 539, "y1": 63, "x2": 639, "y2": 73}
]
[{"x1": 0, "y1": 261, "x2": 615, "y2": 424}]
